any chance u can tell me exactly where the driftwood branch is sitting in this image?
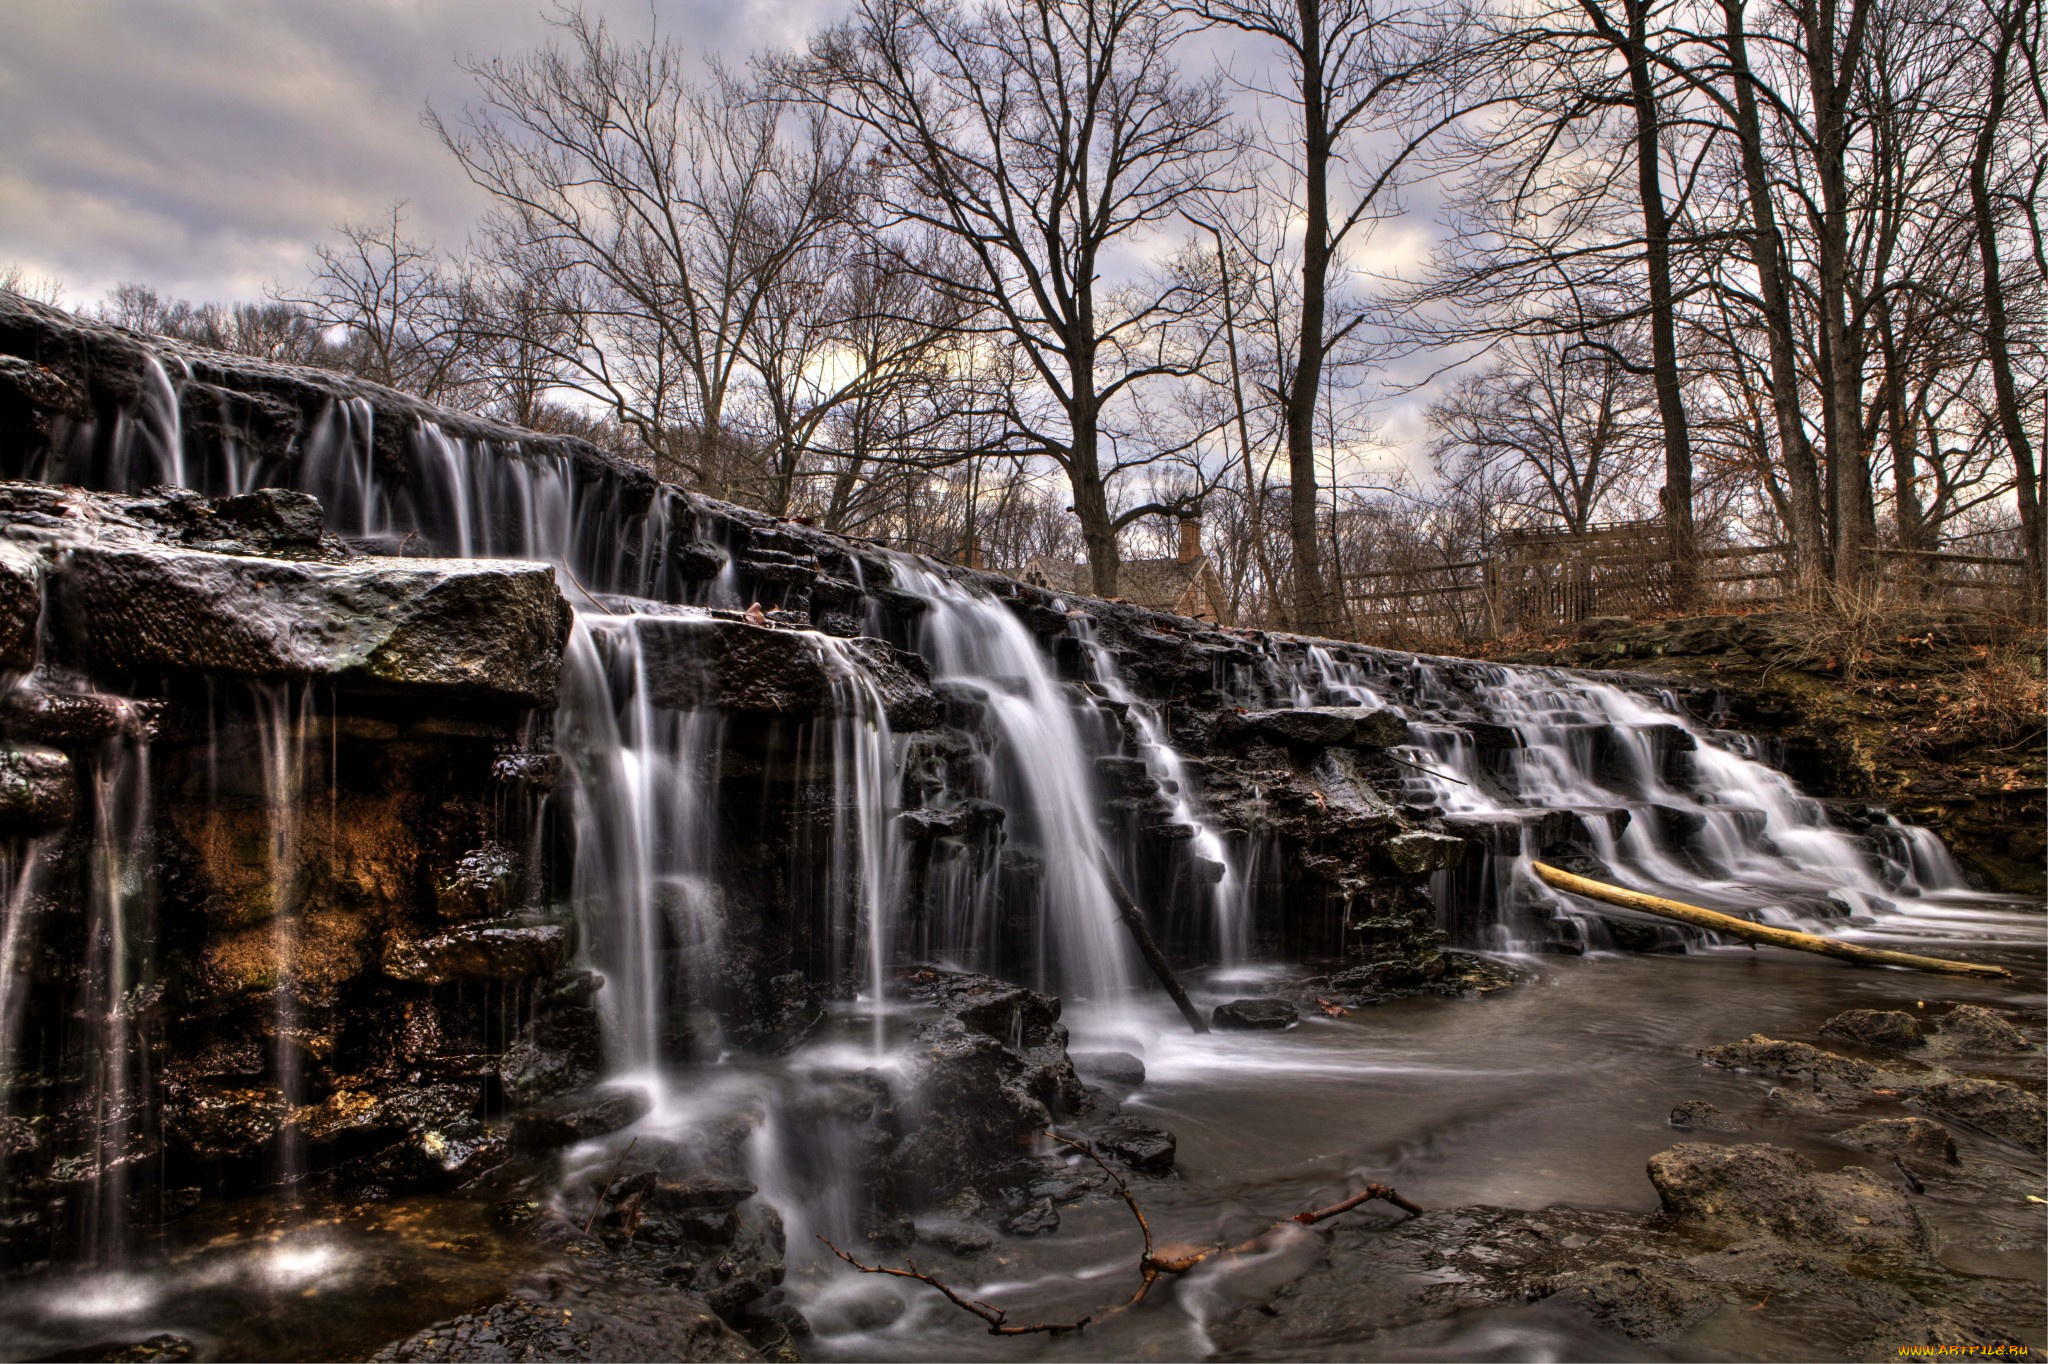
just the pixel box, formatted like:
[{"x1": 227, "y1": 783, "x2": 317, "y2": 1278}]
[
  {"x1": 1530, "y1": 861, "x2": 2011, "y2": 980},
  {"x1": 817, "y1": 1239, "x2": 1091, "y2": 1336},
  {"x1": 1097, "y1": 857, "x2": 1211, "y2": 1034},
  {"x1": 823, "y1": 1131, "x2": 1421, "y2": 1333}
]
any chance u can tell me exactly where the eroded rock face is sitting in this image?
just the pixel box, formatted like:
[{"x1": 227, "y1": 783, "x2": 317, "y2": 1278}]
[
  {"x1": 1820, "y1": 1008, "x2": 1925, "y2": 1050},
  {"x1": 892, "y1": 970, "x2": 1088, "y2": 1198},
  {"x1": 1906, "y1": 1076, "x2": 2046, "y2": 1153}
]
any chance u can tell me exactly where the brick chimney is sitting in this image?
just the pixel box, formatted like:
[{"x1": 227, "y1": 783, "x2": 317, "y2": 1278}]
[{"x1": 1177, "y1": 512, "x2": 1202, "y2": 565}]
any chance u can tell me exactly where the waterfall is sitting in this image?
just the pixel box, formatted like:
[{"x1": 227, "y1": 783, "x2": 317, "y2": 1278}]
[
  {"x1": 890, "y1": 562, "x2": 1138, "y2": 1007},
  {"x1": 1273, "y1": 642, "x2": 1976, "y2": 950},
  {"x1": 555, "y1": 617, "x2": 728, "y2": 1076}
]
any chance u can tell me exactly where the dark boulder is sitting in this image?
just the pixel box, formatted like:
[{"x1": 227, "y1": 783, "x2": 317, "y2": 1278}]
[
  {"x1": 1667, "y1": 1100, "x2": 1748, "y2": 1132},
  {"x1": 1097, "y1": 1116, "x2": 1177, "y2": 1173},
  {"x1": 1213, "y1": 997, "x2": 1299, "y2": 1031},
  {"x1": 1220, "y1": 706, "x2": 1408, "y2": 749},
  {"x1": 1926, "y1": 1004, "x2": 2031, "y2": 1054},
  {"x1": 1819, "y1": 1008, "x2": 1924, "y2": 1050},
  {"x1": 511, "y1": 1087, "x2": 654, "y2": 1148}
]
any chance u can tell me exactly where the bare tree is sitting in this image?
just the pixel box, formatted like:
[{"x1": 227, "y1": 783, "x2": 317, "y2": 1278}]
[
  {"x1": 431, "y1": 9, "x2": 861, "y2": 489},
  {"x1": 804, "y1": 0, "x2": 1230, "y2": 595},
  {"x1": 281, "y1": 204, "x2": 477, "y2": 403}
]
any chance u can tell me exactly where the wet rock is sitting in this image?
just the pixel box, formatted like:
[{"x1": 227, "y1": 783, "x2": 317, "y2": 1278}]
[
  {"x1": 1927, "y1": 1003, "x2": 2031, "y2": 1053},
  {"x1": 1667, "y1": 1100, "x2": 1748, "y2": 1132},
  {"x1": 0, "y1": 540, "x2": 39, "y2": 672},
  {"x1": 369, "y1": 1267, "x2": 755, "y2": 1362},
  {"x1": 1069, "y1": 1050, "x2": 1146, "y2": 1087},
  {"x1": 1003, "y1": 1197, "x2": 1061, "y2": 1236},
  {"x1": 894, "y1": 800, "x2": 1004, "y2": 841},
  {"x1": 198, "y1": 488, "x2": 328, "y2": 556},
  {"x1": 0, "y1": 686, "x2": 153, "y2": 747},
  {"x1": 161, "y1": 1084, "x2": 290, "y2": 1160},
  {"x1": 1533, "y1": 1261, "x2": 1720, "y2": 1341},
  {"x1": 1830, "y1": 1116, "x2": 1958, "y2": 1165},
  {"x1": 653, "y1": 1173, "x2": 759, "y2": 1211},
  {"x1": 630, "y1": 612, "x2": 938, "y2": 729},
  {"x1": 50, "y1": 1333, "x2": 200, "y2": 1362},
  {"x1": 1847, "y1": 1310, "x2": 2038, "y2": 1363},
  {"x1": 913, "y1": 1215, "x2": 998, "y2": 1256},
  {"x1": 1819, "y1": 1008, "x2": 1925, "y2": 1050},
  {"x1": 893, "y1": 971, "x2": 1087, "y2": 1197},
  {"x1": 54, "y1": 543, "x2": 572, "y2": 705},
  {"x1": 1458, "y1": 720, "x2": 1523, "y2": 750},
  {"x1": 0, "y1": 745, "x2": 73, "y2": 834},
  {"x1": 1645, "y1": 1142, "x2": 1927, "y2": 1253},
  {"x1": 805, "y1": 1284, "x2": 907, "y2": 1335},
  {"x1": 511, "y1": 1087, "x2": 653, "y2": 1148},
  {"x1": 1097, "y1": 1116, "x2": 1176, "y2": 1173},
  {"x1": 1213, "y1": 997, "x2": 1299, "y2": 1030},
  {"x1": 705, "y1": 1203, "x2": 787, "y2": 1316},
  {"x1": 1698, "y1": 1034, "x2": 1882, "y2": 1102},
  {"x1": 433, "y1": 845, "x2": 521, "y2": 919},
  {"x1": 383, "y1": 922, "x2": 569, "y2": 985},
  {"x1": 1380, "y1": 831, "x2": 1468, "y2": 875},
  {"x1": 1220, "y1": 705, "x2": 1408, "y2": 749},
  {"x1": 1906, "y1": 1076, "x2": 2045, "y2": 1153}
]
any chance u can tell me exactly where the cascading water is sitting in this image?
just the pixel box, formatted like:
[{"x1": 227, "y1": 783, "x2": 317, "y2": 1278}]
[
  {"x1": 887, "y1": 561, "x2": 1138, "y2": 1010},
  {"x1": 1269, "y1": 640, "x2": 1990, "y2": 953}
]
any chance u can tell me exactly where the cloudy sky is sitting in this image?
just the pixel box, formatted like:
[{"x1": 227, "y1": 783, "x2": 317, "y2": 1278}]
[
  {"x1": 0, "y1": 1, "x2": 1448, "y2": 472},
  {"x1": 0, "y1": 2, "x2": 844, "y2": 304}
]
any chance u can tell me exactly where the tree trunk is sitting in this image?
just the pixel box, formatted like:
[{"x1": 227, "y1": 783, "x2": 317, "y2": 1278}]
[
  {"x1": 1805, "y1": 0, "x2": 1877, "y2": 589},
  {"x1": 1723, "y1": 0, "x2": 1827, "y2": 586},
  {"x1": 1621, "y1": 0, "x2": 1698, "y2": 608},
  {"x1": 1970, "y1": 0, "x2": 2046, "y2": 618},
  {"x1": 1070, "y1": 407, "x2": 1122, "y2": 597},
  {"x1": 1285, "y1": 0, "x2": 1332, "y2": 634}
]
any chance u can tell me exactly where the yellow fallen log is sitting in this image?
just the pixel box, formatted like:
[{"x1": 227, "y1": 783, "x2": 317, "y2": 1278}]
[{"x1": 1529, "y1": 861, "x2": 2013, "y2": 980}]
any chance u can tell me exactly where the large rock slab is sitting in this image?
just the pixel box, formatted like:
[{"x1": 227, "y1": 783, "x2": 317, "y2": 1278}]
[
  {"x1": 1218, "y1": 705, "x2": 1409, "y2": 749},
  {"x1": 53, "y1": 543, "x2": 570, "y2": 705},
  {"x1": 623, "y1": 612, "x2": 938, "y2": 728},
  {"x1": 1645, "y1": 1142, "x2": 1927, "y2": 1253}
]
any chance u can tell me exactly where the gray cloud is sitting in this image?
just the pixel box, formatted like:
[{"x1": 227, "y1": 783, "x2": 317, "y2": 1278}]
[{"x1": 0, "y1": 1, "x2": 842, "y2": 305}]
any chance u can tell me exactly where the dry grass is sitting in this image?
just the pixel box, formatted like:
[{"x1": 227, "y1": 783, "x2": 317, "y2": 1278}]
[{"x1": 1933, "y1": 642, "x2": 2047, "y2": 750}]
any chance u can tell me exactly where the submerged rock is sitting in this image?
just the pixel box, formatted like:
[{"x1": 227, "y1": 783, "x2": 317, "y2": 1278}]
[
  {"x1": 1830, "y1": 1116, "x2": 1958, "y2": 1165},
  {"x1": 1667, "y1": 1100, "x2": 1748, "y2": 1132},
  {"x1": 1906, "y1": 1076, "x2": 2046, "y2": 1153},
  {"x1": 1697, "y1": 1034, "x2": 1885, "y2": 1103},
  {"x1": 1534, "y1": 1261, "x2": 1720, "y2": 1341},
  {"x1": 1097, "y1": 1116, "x2": 1177, "y2": 1173},
  {"x1": 1213, "y1": 997, "x2": 1299, "y2": 1030},
  {"x1": 1069, "y1": 1050, "x2": 1146, "y2": 1088}
]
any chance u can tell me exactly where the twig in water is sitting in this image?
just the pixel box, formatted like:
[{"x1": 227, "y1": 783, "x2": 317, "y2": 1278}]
[
  {"x1": 584, "y1": 1137, "x2": 639, "y2": 1236},
  {"x1": 816, "y1": 1239, "x2": 1091, "y2": 1336},
  {"x1": 820, "y1": 1130, "x2": 1426, "y2": 1336},
  {"x1": 1382, "y1": 750, "x2": 1469, "y2": 785}
]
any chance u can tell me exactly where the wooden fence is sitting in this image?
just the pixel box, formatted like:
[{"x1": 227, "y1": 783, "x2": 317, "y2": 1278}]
[{"x1": 1337, "y1": 520, "x2": 2030, "y2": 645}]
